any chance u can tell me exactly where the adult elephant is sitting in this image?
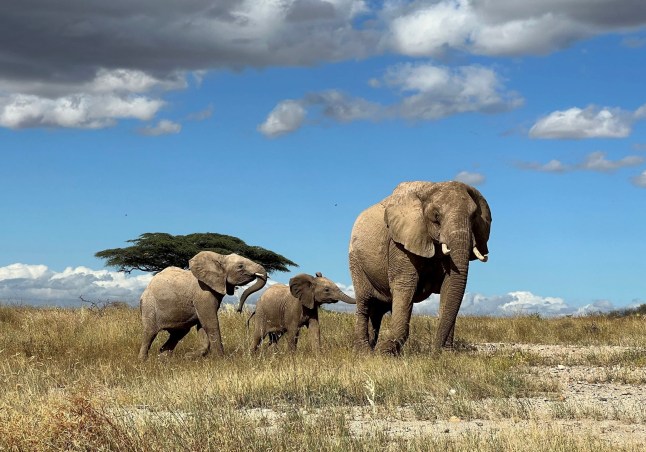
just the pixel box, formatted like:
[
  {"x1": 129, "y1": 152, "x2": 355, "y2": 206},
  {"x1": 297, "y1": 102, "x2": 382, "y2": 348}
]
[
  {"x1": 138, "y1": 251, "x2": 267, "y2": 360},
  {"x1": 349, "y1": 181, "x2": 491, "y2": 355}
]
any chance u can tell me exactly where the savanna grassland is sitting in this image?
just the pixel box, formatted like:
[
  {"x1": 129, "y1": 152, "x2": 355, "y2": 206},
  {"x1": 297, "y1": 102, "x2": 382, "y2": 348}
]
[{"x1": 0, "y1": 303, "x2": 645, "y2": 451}]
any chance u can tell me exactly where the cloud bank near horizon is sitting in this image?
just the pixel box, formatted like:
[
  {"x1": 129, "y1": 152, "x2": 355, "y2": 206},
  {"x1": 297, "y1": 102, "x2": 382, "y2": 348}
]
[{"x1": 0, "y1": 263, "x2": 632, "y2": 317}]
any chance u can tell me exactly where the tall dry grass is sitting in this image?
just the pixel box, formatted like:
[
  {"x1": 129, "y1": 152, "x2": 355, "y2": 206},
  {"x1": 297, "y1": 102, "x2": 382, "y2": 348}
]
[{"x1": 0, "y1": 303, "x2": 644, "y2": 451}]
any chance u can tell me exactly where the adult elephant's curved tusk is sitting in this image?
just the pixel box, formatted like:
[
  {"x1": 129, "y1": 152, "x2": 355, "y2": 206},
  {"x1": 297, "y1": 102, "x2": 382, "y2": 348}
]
[
  {"x1": 441, "y1": 243, "x2": 451, "y2": 255},
  {"x1": 473, "y1": 247, "x2": 488, "y2": 262}
]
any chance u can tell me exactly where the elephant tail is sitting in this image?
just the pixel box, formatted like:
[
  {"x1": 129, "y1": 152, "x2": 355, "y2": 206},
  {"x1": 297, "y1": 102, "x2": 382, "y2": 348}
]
[{"x1": 246, "y1": 311, "x2": 256, "y2": 330}]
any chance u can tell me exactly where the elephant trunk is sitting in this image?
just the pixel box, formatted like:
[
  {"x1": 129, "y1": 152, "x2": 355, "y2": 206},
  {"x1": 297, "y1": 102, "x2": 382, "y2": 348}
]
[
  {"x1": 433, "y1": 231, "x2": 470, "y2": 351},
  {"x1": 338, "y1": 292, "x2": 356, "y2": 304},
  {"x1": 236, "y1": 271, "x2": 267, "y2": 313}
]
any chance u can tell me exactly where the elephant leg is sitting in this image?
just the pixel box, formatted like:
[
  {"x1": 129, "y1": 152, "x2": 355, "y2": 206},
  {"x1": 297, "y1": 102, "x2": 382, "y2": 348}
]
[
  {"x1": 308, "y1": 317, "x2": 321, "y2": 351},
  {"x1": 138, "y1": 327, "x2": 158, "y2": 361},
  {"x1": 354, "y1": 294, "x2": 379, "y2": 352},
  {"x1": 159, "y1": 328, "x2": 190, "y2": 355},
  {"x1": 351, "y1": 258, "x2": 376, "y2": 352},
  {"x1": 368, "y1": 301, "x2": 389, "y2": 349},
  {"x1": 194, "y1": 299, "x2": 224, "y2": 357},
  {"x1": 286, "y1": 329, "x2": 300, "y2": 352},
  {"x1": 183, "y1": 325, "x2": 210, "y2": 358},
  {"x1": 377, "y1": 286, "x2": 415, "y2": 356},
  {"x1": 268, "y1": 332, "x2": 283, "y2": 353},
  {"x1": 251, "y1": 328, "x2": 263, "y2": 353}
]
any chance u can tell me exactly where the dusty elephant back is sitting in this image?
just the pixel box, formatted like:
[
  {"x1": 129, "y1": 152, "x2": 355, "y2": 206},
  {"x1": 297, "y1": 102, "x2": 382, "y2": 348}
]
[
  {"x1": 254, "y1": 284, "x2": 296, "y2": 333},
  {"x1": 255, "y1": 284, "x2": 294, "y2": 312},
  {"x1": 349, "y1": 202, "x2": 390, "y2": 295},
  {"x1": 140, "y1": 267, "x2": 207, "y2": 330}
]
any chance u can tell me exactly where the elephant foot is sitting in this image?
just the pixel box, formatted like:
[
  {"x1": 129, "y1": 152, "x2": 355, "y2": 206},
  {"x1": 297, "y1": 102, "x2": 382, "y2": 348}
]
[
  {"x1": 441, "y1": 340, "x2": 454, "y2": 351},
  {"x1": 184, "y1": 350, "x2": 209, "y2": 360},
  {"x1": 158, "y1": 350, "x2": 175, "y2": 360},
  {"x1": 354, "y1": 340, "x2": 373, "y2": 354},
  {"x1": 429, "y1": 344, "x2": 457, "y2": 355},
  {"x1": 376, "y1": 339, "x2": 403, "y2": 356}
]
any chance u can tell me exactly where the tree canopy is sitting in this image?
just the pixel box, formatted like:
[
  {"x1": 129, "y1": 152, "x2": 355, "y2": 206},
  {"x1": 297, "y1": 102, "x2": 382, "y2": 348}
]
[{"x1": 95, "y1": 232, "x2": 298, "y2": 274}]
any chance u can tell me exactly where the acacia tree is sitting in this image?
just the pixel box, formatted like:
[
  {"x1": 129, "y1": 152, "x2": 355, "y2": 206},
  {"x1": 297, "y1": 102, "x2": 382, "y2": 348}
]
[{"x1": 95, "y1": 232, "x2": 297, "y2": 274}]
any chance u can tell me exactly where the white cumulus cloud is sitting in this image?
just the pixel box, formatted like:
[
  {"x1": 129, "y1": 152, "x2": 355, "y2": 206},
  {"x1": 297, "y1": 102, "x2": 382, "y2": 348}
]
[
  {"x1": 89, "y1": 69, "x2": 187, "y2": 94},
  {"x1": 454, "y1": 171, "x2": 485, "y2": 185},
  {"x1": 519, "y1": 159, "x2": 571, "y2": 173},
  {"x1": 385, "y1": 0, "x2": 646, "y2": 58},
  {"x1": 410, "y1": 290, "x2": 615, "y2": 317},
  {"x1": 498, "y1": 291, "x2": 570, "y2": 315},
  {"x1": 518, "y1": 151, "x2": 644, "y2": 175},
  {"x1": 0, "y1": 263, "x2": 50, "y2": 280},
  {"x1": 385, "y1": 62, "x2": 524, "y2": 119},
  {"x1": 529, "y1": 106, "x2": 632, "y2": 139},
  {"x1": 0, "y1": 93, "x2": 164, "y2": 129},
  {"x1": 0, "y1": 263, "x2": 152, "y2": 306},
  {"x1": 306, "y1": 90, "x2": 382, "y2": 122},
  {"x1": 259, "y1": 62, "x2": 522, "y2": 137},
  {"x1": 580, "y1": 151, "x2": 644, "y2": 172},
  {"x1": 388, "y1": 0, "x2": 477, "y2": 58},
  {"x1": 258, "y1": 100, "x2": 307, "y2": 137},
  {"x1": 574, "y1": 300, "x2": 615, "y2": 316},
  {"x1": 632, "y1": 170, "x2": 646, "y2": 187},
  {"x1": 139, "y1": 119, "x2": 182, "y2": 136}
]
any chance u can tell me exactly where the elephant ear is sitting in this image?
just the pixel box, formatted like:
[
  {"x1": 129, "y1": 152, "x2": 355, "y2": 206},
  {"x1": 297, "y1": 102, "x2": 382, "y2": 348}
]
[
  {"x1": 189, "y1": 251, "x2": 226, "y2": 294},
  {"x1": 289, "y1": 274, "x2": 316, "y2": 310},
  {"x1": 466, "y1": 186, "x2": 492, "y2": 257},
  {"x1": 384, "y1": 192, "x2": 435, "y2": 258}
]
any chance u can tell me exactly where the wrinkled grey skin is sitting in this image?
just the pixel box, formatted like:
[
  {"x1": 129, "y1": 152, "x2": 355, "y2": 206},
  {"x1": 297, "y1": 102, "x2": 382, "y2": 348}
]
[
  {"x1": 349, "y1": 181, "x2": 491, "y2": 355},
  {"x1": 138, "y1": 251, "x2": 267, "y2": 360},
  {"x1": 249, "y1": 273, "x2": 356, "y2": 352}
]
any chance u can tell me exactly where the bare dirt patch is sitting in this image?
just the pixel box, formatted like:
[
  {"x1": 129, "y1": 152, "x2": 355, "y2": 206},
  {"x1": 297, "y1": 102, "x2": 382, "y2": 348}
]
[{"x1": 238, "y1": 343, "x2": 646, "y2": 447}]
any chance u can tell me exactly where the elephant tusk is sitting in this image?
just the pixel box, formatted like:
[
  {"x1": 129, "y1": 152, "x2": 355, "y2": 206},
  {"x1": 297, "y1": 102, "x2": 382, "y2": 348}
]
[
  {"x1": 473, "y1": 247, "x2": 488, "y2": 262},
  {"x1": 441, "y1": 243, "x2": 451, "y2": 255},
  {"x1": 254, "y1": 272, "x2": 267, "y2": 280}
]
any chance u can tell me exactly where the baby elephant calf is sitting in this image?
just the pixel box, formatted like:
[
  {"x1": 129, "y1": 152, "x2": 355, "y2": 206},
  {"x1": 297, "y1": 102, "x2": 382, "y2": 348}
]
[{"x1": 250, "y1": 272, "x2": 355, "y2": 352}]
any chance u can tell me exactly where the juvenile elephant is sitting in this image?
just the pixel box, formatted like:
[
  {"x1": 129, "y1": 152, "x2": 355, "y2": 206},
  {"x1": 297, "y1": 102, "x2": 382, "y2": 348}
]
[
  {"x1": 349, "y1": 181, "x2": 491, "y2": 355},
  {"x1": 138, "y1": 251, "x2": 267, "y2": 360},
  {"x1": 249, "y1": 273, "x2": 355, "y2": 352}
]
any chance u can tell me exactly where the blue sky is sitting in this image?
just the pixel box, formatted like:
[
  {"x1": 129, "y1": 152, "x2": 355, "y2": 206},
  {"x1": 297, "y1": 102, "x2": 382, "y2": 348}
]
[{"x1": 1, "y1": 1, "x2": 645, "y2": 316}]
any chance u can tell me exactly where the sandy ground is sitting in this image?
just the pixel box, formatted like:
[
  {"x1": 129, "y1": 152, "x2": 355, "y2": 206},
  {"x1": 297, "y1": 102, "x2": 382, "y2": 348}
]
[{"x1": 242, "y1": 343, "x2": 646, "y2": 447}]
